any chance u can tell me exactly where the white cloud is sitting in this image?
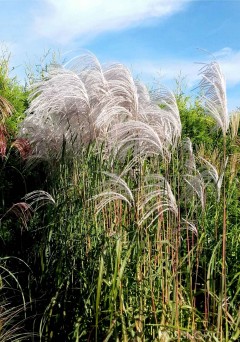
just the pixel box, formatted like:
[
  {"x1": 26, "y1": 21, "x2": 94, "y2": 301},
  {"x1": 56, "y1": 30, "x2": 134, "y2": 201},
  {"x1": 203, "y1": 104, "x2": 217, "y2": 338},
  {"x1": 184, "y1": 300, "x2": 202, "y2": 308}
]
[
  {"x1": 130, "y1": 47, "x2": 240, "y2": 90},
  {"x1": 34, "y1": 0, "x2": 190, "y2": 43}
]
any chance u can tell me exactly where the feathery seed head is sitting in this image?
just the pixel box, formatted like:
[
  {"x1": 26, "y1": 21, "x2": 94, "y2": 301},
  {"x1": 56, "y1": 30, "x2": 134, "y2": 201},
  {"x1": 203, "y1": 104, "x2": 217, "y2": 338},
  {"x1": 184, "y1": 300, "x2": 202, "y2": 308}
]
[{"x1": 199, "y1": 61, "x2": 229, "y2": 135}]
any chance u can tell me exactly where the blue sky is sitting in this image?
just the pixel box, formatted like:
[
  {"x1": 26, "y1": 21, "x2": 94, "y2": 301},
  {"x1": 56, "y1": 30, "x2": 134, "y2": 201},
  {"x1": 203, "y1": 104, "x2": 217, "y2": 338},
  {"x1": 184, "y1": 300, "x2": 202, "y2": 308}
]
[{"x1": 1, "y1": 0, "x2": 240, "y2": 110}]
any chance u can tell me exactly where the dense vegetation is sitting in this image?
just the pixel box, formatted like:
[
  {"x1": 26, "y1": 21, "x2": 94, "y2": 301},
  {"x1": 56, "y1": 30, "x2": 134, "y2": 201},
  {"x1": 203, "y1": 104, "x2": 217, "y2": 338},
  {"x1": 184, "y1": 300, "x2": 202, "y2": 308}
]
[{"x1": 0, "y1": 52, "x2": 239, "y2": 341}]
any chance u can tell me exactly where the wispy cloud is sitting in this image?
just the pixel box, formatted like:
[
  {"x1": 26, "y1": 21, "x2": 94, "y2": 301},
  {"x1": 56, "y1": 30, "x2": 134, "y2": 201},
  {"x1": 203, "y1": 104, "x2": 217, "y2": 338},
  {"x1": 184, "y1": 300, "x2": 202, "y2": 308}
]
[
  {"x1": 34, "y1": 0, "x2": 191, "y2": 43},
  {"x1": 130, "y1": 47, "x2": 240, "y2": 90}
]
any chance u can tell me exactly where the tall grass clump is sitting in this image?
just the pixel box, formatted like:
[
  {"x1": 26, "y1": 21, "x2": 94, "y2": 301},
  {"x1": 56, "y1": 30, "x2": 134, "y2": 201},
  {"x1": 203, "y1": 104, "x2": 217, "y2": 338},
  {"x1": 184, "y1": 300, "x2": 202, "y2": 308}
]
[{"x1": 1, "y1": 52, "x2": 240, "y2": 341}]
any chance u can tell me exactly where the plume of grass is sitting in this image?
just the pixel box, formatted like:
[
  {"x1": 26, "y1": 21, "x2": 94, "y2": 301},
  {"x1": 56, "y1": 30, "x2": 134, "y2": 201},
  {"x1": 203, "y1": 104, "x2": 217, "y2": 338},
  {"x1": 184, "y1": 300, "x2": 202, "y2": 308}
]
[
  {"x1": 92, "y1": 172, "x2": 134, "y2": 215},
  {"x1": 181, "y1": 219, "x2": 198, "y2": 237},
  {"x1": 138, "y1": 174, "x2": 178, "y2": 227},
  {"x1": 107, "y1": 86, "x2": 181, "y2": 162},
  {"x1": 10, "y1": 139, "x2": 31, "y2": 159},
  {"x1": 182, "y1": 138, "x2": 196, "y2": 173},
  {"x1": 19, "y1": 53, "x2": 182, "y2": 165},
  {"x1": 151, "y1": 86, "x2": 182, "y2": 146},
  {"x1": 199, "y1": 61, "x2": 229, "y2": 136},
  {"x1": 24, "y1": 190, "x2": 55, "y2": 210},
  {"x1": 184, "y1": 171, "x2": 206, "y2": 210},
  {"x1": 199, "y1": 156, "x2": 228, "y2": 201},
  {"x1": 0, "y1": 191, "x2": 55, "y2": 232},
  {"x1": 230, "y1": 110, "x2": 240, "y2": 140},
  {"x1": 0, "y1": 96, "x2": 13, "y2": 122},
  {"x1": 107, "y1": 120, "x2": 168, "y2": 161}
]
